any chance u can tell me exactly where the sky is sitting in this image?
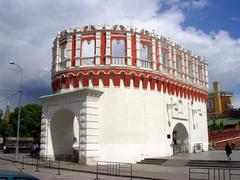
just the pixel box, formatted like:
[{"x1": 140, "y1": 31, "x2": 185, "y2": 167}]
[{"x1": 0, "y1": 0, "x2": 240, "y2": 111}]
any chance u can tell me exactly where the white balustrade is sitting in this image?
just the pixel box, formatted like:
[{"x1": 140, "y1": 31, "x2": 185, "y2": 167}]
[
  {"x1": 137, "y1": 59, "x2": 151, "y2": 69},
  {"x1": 162, "y1": 65, "x2": 169, "y2": 74},
  {"x1": 112, "y1": 57, "x2": 126, "y2": 65},
  {"x1": 81, "y1": 57, "x2": 95, "y2": 65}
]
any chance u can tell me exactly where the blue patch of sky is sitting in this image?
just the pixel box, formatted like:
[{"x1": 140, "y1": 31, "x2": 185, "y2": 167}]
[{"x1": 182, "y1": 0, "x2": 240, "y2": 38}]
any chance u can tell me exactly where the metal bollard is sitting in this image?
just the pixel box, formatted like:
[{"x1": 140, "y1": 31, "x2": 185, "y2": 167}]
[
  {"x1": 57, "y1": 161, "x2": 61, "y2": 175},
  {"x1": 95, "y1": 162, "x2": 100, "y2": 180},
  {"x1": 48, "y1": 160, "x2": 51, "y2": 168},
  {"x1": 21, "y1": 156, "x2": 24, "y2": 169},
  {"x1": 35, "y1": 158, "x2": 39, "y2": 172}
]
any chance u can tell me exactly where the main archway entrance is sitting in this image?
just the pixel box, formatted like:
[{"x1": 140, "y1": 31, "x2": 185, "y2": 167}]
[
  {"x1": 172, "y1": 123, "x2": 189, "y2": 155},
  {"x1": 50, "y1": 109, "x2": 76, "y2": 161}
]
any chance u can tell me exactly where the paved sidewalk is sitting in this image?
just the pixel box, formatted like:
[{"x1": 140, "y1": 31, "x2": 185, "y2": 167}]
[{"x1": 1, "y1": 150, "x2": 240, "y2": 180}]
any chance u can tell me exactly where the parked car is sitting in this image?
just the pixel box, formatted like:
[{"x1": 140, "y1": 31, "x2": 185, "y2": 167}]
[{"x1": 0, "y1": 170, "x2": 39, "y2": 180}]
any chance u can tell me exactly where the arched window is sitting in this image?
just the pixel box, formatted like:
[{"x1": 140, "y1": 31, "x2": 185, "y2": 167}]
[
  {"x1": 130, "y1": 75, "x2": 135, "y2": 88},
  {"x1": 82, "y1": 40, "x2": 95, "y2": 57},
  {"x1": 89, "y1": 73, "x2": 93, "y2": 87},
  {"x1": 161, "y1": 53, "x2": 167, "y2": 65},
  {"x1": 120, "y1": 73, "x2": 125, "y2": 88},
  {"x1": 112, "y1": 39, "x2": 125, "y2": 65},
  {"x1": 99, "y1": 73, "x2": 104, "y2": 87},
  {"x1": 140, "y1": 44, "x2": 150, "y2": 61},
  {"x1": 79, "y1": 74, "x2": 83, "y2": 88},
  {"x1": 82, "y1": 40, "x2": 95, "y2": 65},
  {"x1": 61, "y1": 78, "x2": 66, "y2": 90},
  {"x1": 161, "y1": 52, "x2": 168, "y2": 73},
  {"x1": 176, "y1": 59, "x2": 182, "y2": 78},
  {"x1": 198, "y1": 65, "x2": 203, "y2": 86},
  {"x1": 112, "y1": 40, "x2": 125, "y2": 57},
  {"x1": 69, "y1": 75, "x2": 74, "y2": 89},
  {"x1": 59, "y1": 43, "x2": 67, "y2": 70},
  {"x1": 110, "y1": 73, "x2": 114, "y2": 87},
  {"x1": 188, "y1": 61, "x2": 194, "y2": 83},
  {"x1": 60, "y1": 45, "x2": 66, "y2": 62}
]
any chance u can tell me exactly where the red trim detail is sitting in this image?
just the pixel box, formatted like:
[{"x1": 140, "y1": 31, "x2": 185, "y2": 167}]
[
  {"x1": 51, "y1": 68, "x2": 208, "y2": 103},
  {"x1": 142, "y1": 77, "x2": 148, "y2": 89},
  {"x1": 103, "y1": 74, "x2": 110, "y2": 87},
  {"x1": 125, "y1": 75, "x2": 131, "y2": 87},
  {"x1": 82, "y1": 75, "x2": 89, "y2": 87},
  {"x1": 157, "y1": 80, "x2": 162, "y2": 91},
  {"x1": 92, "y1": 74, "x2": 99, "y2": 87},
  {"x1": 71, "y1": 35, "x2": 76, "y2": 67},
  {"x1": 73, "y1": 76, "x2": 79, "y2": 88},
  {"x1": 101, "y1": 32, "x2": 106, "y2": 65},
  {"x1": 163, "y1": 82, "x2": 167, "y2": 93},
  {"x1": 65, "y1": 77, "x2": 70, "y2": 89},
  {"x1": 131, "y1": 34, "x2": 136, "y2": 66},
  {"x1": 150, "y1": 78, "x2": 156, "y2": 90},
  {"x1": 134, "y1": 76, "x2": 140, "y2": 88},
  {"x1": 114, "y1": 74, "x2": 121, "y2": 87}
]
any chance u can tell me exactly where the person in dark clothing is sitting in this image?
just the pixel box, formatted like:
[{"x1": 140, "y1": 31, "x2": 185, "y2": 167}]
[{"x1": 225, "y1": 142, "x2": 232, "y2": 160}]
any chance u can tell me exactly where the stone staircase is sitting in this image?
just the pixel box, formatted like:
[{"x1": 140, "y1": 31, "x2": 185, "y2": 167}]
[
  {"x1": 138, "y1": 157, "x2": 240, "y2": 168},
  {"x1": 137, "y1": 158, "x2": 188, "y2": 167},
  {"x1": 187, "y1": 160, "x2": 240, "y2": 168},
  {"x1": 137, "y1": 158, "x2": 167, "y2": 165}
]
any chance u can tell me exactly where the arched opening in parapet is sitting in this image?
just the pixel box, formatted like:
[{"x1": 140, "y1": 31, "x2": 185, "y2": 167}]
[
  {"x1": 50, "y1": 109, "x2": 79, "y2": 161},
  {"x1": 172, "y1": 123, "x2": 189, "y2": 154},
  {"x1": 69, "y1": 75, "x2": 74, "y2": 89},
  {"x1": 120, "y1": 73, "x2": 125, "y2": 88}
]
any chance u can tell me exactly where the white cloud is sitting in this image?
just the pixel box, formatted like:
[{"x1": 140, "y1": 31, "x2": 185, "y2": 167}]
[{"x1": 0, "y1": 0, "x2": 239, "y2": 109}]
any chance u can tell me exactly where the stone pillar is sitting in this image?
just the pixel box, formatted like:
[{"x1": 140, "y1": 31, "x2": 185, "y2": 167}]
[
  {"x1": 204, "y1": 60, "x2": 209, "y2": 89},
  {"x1": 192, "y1": 56, "x2": 196, "y2": 84},
  {"x1": 78, "y1": 91, "x2": 103, "y2": 165},
  {"x1": 168, "y1": 45, "x2": 172, "y2": 75},
  {"x1": 195, "y1": 58, "x2": 199, "y2": 85},
  {"x1": 158, "y1": 41, "x2": 162, "y2": 72},
  {"x1": 95, "y1": 31, "x2": 101, "y2": 65},
  {"x1": 185, "y1": 52, "x2": 189, "y2": 82},
  {"x1": 75, "y1": 34, "x2": 81, "y2": 66},
  {"x1": 52, "y1": 39, "x2": 58, "y2": 73},
  {"x1": 126, "y1": 32, "x2": 132, "y2": 66},
  {"x1": 65, "y1": 35, "x2": 72, "y2": 68},
  {"x1": 55, "y1": 36, "x2": 60, "y2": 71},
  {"x1": 105, "y1": 31, "x2": 111, "y2": 65},
  {"x1": 200, "y1": 57, "x2": 205, "y2": 87},
  {"x1": 181, "y1": 50, "x2": 185, "y2": 80},
  {"x1": 40, "y1": 108, "x2": 49, "y2": 157},
  {"x1": 171, "y1": 45, "x2": 176, "y2": 76}
]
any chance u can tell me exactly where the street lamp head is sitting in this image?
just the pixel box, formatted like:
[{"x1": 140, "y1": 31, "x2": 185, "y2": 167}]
[{"x1": 9, "y1": 60, "x2": 15, "y2": 65}]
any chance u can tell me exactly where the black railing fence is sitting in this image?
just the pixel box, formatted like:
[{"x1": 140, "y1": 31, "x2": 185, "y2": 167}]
[
  {"x1": 22, "y1": 155, "x2": 61, "y2": 175},
  {"x1": 95, "y1": 161, "x2": 133, "y2": 180},
  {"x1": 189, "y1": 167, "x2": 240, "y2": 180}
]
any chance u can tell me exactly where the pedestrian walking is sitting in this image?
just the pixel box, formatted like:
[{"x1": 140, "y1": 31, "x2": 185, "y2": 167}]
[{"x1": 225, "y1": 142, "x2": 232, "y2": 160}]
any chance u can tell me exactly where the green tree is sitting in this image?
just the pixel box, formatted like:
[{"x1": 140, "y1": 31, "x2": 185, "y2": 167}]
[
  {"x1": 0, "y1": 109, "x2": 3, "y2": 121},
  {"x1": 0, "y1": 121, "x2": 14, "y2": 137},
  {"x1": 208, "y1": 119, "x2": 218, "y2": 131},
  {"x1": 9, "y1": 104, "x2": 42, "y2": 141}
]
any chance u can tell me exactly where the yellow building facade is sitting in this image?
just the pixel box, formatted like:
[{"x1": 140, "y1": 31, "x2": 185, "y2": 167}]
[{"x1": 207, "y1": 82, "x2": 233, "y2": 118}]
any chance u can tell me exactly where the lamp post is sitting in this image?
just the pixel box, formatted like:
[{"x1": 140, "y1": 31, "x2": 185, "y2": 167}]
[{"x1": 9, "y1": 60, "x2": 23, "y2": 160}]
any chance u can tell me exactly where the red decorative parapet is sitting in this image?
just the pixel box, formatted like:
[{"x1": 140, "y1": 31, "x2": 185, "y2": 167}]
[{"x1": 209, "y1": 128, "x2": 240, "y2": 149}]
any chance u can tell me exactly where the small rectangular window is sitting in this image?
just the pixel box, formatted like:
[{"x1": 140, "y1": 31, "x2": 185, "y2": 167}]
[
  {"x1": 82, "y1": 40, "x2": 95, "y2": 58},
  {"x1": 140, "y1": 44, "x2": 150, "y2": 61}
]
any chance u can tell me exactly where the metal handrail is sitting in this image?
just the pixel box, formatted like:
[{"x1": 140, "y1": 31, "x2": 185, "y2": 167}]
[
  {"x1": 189, "y1": 167, "x2": 240, "y2": 180},
  {"x1": 96, "y1": 161, "x2": 132, "y2": 180}
]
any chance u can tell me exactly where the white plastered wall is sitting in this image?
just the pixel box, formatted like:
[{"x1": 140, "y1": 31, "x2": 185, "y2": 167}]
[
  {"x1": 40, "y1": 87, "x2": 208, "y2": 164},
  {"x1": 96, "y1": 85, "x2": 208, "y2": 163}
]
